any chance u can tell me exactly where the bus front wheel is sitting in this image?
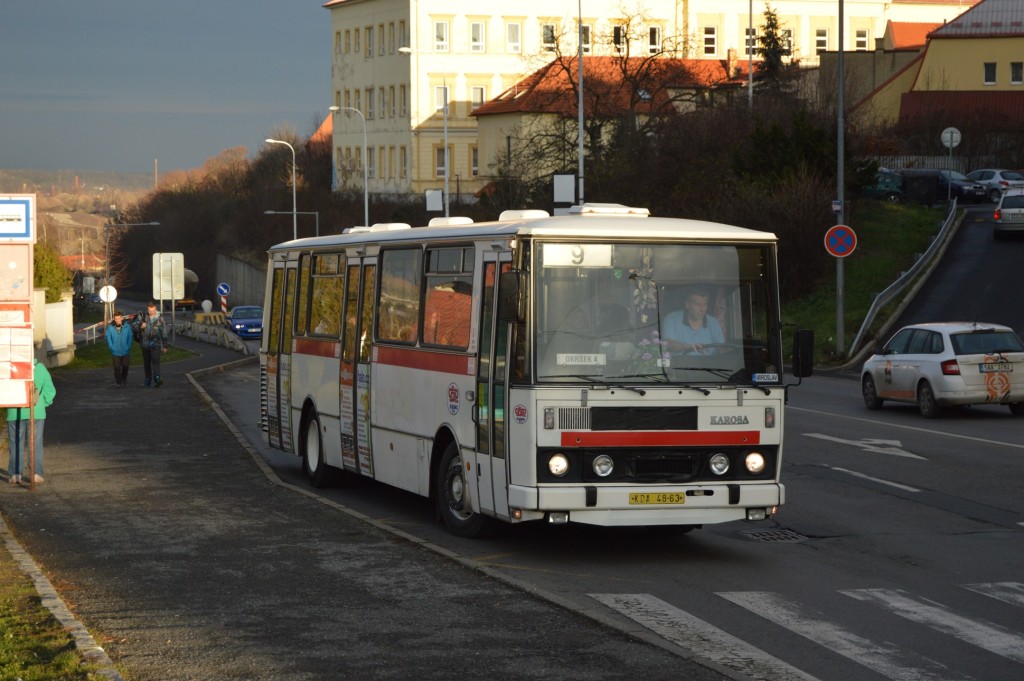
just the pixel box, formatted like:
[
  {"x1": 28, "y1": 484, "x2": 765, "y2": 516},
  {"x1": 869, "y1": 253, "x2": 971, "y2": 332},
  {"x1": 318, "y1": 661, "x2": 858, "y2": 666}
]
[
  {"x1": 436, "y1": 442, "x2": 495, "y2": 538},
  {"x1": 302, "y1": 412, "x2": 333, "y2": 488}
]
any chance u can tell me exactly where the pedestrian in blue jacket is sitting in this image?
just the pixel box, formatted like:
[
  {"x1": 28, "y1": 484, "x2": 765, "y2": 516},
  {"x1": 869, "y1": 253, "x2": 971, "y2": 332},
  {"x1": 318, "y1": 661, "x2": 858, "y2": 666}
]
[{"x1": 105, "y1": 310, "x2": 134, "y2": 388}]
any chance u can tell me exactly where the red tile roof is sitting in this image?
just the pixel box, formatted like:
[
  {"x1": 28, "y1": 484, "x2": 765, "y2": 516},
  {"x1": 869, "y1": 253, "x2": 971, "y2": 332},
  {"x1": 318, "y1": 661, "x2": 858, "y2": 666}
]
[
  {"x1": 473, "y1": 55, "x2": 748, "y2": 119},
  {"x1": 899, "y1": 90, "x2": 1024, "y2": 124},
  {"x1": 887, "y1": 21, "x2": 943, "y2": 48}
]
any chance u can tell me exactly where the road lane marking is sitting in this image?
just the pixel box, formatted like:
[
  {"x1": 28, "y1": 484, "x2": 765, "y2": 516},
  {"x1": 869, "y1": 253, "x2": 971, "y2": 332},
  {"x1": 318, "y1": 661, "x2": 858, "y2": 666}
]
[
  {"x1": 962, "y1": 582, "x2": 1024, "y2": 608},
  {"x1": 842, "y1": 588, "x2": 1024, "y2": 663},
  {"x1": 790, "y1": 406, "x2": 1024, "y2": 450},
  {"x1": 829, "y1": 467, "x2": 922, "y2": 492},
  {"x1": 589, "y1": 593, "x2": 821, "y2": 681},
  {"x1": 805, "y1": 433, "x2": 926, "y2": 459},
  {"x1": 719, "y1": 591, "x2": 974, "y2": 681}
]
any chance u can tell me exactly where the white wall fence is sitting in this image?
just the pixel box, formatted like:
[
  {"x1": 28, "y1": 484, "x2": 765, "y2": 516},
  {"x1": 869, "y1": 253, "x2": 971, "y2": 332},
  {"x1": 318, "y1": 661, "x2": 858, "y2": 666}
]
[{"x1": 214, "y1": 254, "x2": 266, "y2": 309}]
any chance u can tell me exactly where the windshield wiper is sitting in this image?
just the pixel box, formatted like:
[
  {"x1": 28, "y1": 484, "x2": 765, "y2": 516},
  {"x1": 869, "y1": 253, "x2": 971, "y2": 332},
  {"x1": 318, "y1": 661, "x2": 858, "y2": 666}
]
[
  {"x1": 616, "y1": 373, "x2": 709, "y2": 395},
  {"x1": 563, "y1": 374, "x2": 648, "y2": 396}
]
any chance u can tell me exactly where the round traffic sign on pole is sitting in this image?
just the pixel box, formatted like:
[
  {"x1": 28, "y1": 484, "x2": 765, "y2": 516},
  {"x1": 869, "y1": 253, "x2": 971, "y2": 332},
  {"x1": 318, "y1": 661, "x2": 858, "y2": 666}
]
[
  {"x1": 824, "y1": 224, "x2": 857, "y2": 258},
  {"x1": 941, "y1": 127, "x2": 961, "y2": 149},
  {"x1": 216, "y1": 282, "x2": 230, "y2": 296}
]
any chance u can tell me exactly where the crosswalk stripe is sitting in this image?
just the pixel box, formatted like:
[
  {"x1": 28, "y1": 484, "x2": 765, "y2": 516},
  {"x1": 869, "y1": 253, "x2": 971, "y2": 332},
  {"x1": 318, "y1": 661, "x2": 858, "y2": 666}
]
[
  {"x1": 961, "y1": 582, "x2": 1024, "y2": 608},
  {"x1": 719, "y1": 591, "x2": 971, "y2": 681},
  {"x1": 589, "y1": 593, "x2": 821, "y2": 681},
  {"x1": 841, "y1": 588, "x2": 1024, "y2": 663}
]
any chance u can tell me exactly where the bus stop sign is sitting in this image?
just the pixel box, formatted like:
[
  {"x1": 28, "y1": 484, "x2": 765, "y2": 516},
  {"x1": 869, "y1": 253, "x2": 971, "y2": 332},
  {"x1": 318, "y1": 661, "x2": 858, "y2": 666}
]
[{"x1": 824, "y1": 224, "x2": 857, "y2": 258}]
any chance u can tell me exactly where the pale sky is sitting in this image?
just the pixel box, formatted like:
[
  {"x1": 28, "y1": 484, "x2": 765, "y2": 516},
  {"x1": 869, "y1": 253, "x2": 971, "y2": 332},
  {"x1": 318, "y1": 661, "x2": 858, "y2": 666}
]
[{"x1": 0, "y1": 0, "x2": 328, "y2": 174}]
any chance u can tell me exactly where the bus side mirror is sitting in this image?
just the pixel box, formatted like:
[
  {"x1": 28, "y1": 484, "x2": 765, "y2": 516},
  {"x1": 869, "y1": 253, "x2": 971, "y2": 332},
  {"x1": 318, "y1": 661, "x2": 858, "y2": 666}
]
[
  {"x1": 791, "y1": 329, "x2": 814, "y2": 378},
  {"x1": 497, "y1": 271, "x2": 522, "y2": 322}
]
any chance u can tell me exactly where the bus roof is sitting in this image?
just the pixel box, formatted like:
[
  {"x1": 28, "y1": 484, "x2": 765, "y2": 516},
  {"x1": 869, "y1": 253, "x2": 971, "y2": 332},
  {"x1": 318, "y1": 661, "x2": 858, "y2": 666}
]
[{"x1": 268, "y1": 204, "x2": 777, "y2": 252}]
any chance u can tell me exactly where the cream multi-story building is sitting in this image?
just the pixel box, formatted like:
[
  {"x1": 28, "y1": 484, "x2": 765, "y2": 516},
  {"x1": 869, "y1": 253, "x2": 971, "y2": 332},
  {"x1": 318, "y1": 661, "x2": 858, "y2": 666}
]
[{"x1": 324, "y1": 0, "x2": 978, "y2": 210}]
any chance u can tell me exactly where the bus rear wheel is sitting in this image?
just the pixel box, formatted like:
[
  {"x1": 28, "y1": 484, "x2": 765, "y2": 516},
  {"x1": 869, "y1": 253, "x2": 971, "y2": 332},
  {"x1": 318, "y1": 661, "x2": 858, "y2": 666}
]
[
  {"x1": 436, "y1": 442, "x2": 496, "y2": 538},
  {"x1": 302, "y1": 412, "x2": 334, "y2": 488}
]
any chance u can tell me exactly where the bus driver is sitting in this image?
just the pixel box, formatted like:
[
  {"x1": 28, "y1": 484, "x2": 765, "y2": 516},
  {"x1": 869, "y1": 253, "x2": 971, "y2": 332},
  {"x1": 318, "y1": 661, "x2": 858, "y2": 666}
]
[{"x1": 663, "y1": 288, "x2": 724, "y2": 355}]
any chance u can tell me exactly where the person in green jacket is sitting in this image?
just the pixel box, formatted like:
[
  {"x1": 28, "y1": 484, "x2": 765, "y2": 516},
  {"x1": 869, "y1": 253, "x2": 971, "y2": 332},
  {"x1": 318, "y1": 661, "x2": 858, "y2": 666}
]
[{"x1": 7, "y1": 357, "x2": 56, "y2": 484}]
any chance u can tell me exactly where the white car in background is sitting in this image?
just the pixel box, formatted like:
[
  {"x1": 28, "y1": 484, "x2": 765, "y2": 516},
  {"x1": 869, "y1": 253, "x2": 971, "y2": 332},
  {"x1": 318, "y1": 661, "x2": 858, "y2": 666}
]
[
  {"x1": 993, "y1": 188, "x2": 1024, "y2": 238},
  {"x1": 965, "y1": 168, "x2": 1024, "y2": 203},
  {"x1": 861, "y1": 322, "x2": 1024, "y2": 418}
]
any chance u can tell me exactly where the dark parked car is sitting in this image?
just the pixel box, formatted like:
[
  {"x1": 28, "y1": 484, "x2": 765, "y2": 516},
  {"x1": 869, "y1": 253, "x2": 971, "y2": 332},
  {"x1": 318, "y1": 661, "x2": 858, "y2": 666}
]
[
  {"x1": 862, "y1": 168, "x2": 903, "y2": 202},
  {"x1": 936, "y1": 169, "x2": 988, "y2": 203},
  {"x1": 225, "y1": 306, "x2": 263, "y2": 339}
]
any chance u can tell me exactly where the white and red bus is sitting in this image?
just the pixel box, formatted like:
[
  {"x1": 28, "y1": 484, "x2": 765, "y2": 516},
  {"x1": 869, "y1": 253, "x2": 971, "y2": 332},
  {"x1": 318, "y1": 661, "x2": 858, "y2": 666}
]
[{"x1": 260, "y1": 204, "x2": 813, "y2": 537}]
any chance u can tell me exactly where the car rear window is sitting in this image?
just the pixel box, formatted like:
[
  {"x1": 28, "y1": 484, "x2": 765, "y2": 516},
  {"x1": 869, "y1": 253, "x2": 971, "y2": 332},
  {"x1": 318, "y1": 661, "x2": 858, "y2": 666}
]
[
  {"x1": 1002, "y1": 195, "x2": 1024, "y2": 208},
  {"x1": 1004, "y1": 171, "x2": 1024, "y2": 181},
  {"x1": 951, "y1": 331, "x2": 1024, "y2": 355}
]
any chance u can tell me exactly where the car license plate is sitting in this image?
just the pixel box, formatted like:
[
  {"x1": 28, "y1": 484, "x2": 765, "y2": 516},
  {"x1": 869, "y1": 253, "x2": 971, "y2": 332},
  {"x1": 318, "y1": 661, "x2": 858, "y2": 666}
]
[
  {"x1": 980, "y1": 363, "x2": 1013, "y2": 373},
  {"x1": 629, "y1": 492, "x2": 685, "y2": 505}
]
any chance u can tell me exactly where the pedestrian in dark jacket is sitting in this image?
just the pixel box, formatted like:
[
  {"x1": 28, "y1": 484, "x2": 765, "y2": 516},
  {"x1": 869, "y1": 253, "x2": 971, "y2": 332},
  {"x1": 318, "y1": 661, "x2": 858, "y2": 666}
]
[
  {"x1": 105, "y1": 310, "x2": 133, "y2": 387},
  {"x1": 132, "y1": 301, "x2": 168, "y2": 387}
]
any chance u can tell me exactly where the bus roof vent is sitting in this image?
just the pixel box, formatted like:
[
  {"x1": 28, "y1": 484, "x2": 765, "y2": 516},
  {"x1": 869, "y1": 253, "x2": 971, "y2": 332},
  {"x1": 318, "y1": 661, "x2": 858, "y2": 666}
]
[
  {"x1": 428, "y1": 216, "x2": 474, "y2": 226},
  {"x1": 368, "y1": 222, "x2": 412, "y2": 232},
  {"x1": 498, "y1": 209, "x2": 550, "y2": 221},
  {"x1": 343, "y1": 226, "x2": 371, "y2": 234},
  {"x1": 568, "y1": 203, "x2": 650, "y2": 217}
]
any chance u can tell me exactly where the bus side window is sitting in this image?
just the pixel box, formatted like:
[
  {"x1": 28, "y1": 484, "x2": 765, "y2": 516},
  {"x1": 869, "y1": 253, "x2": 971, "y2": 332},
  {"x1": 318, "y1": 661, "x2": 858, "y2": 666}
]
[
  {"x1": 359, "y1": 265, "x2": 376, "y2": 362},
  {"x1": 342, "y1": 265, "x2": 360, "y2": 360},
  {"x1": 295, "y1": 253, "x2": 311, "y2": 336}
]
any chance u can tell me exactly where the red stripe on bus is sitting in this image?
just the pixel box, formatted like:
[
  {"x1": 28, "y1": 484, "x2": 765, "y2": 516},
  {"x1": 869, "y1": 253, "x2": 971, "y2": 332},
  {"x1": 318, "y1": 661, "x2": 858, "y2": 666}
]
[
  {"x1": 294, "y1": 338, "x2": 340, "y2": 358},
  {"x1": 560, "y1": 431, "x2": 761, "y2": 447},
  {"x1": 375, "y1": 345, "x2": 473, "y2": 375}
]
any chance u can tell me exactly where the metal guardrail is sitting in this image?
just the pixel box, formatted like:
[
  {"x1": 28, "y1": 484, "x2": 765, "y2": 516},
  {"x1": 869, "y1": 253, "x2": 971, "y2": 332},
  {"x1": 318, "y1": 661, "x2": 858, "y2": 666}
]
[{"x1": 847, "y1": 200, "x2": 960, "y2": 359}]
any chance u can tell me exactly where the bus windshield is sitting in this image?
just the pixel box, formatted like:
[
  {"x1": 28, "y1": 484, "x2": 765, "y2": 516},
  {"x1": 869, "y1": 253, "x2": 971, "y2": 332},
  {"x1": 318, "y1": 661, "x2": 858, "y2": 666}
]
[{"x1": 534, "y1": 241, "x2": 781, "y2": 385}]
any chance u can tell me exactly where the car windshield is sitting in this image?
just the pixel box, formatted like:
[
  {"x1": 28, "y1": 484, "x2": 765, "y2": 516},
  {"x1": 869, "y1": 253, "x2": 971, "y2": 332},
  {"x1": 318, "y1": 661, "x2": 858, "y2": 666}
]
[
  {"x1": 233, "y1": 308, "x2": 262, "y2": 320},
  {"x1": 533, "y1": 241, "x2": 782, "y2": 385},
  {"x1": 950, "y1": 330, "x2": 1024, "y2": 355}
]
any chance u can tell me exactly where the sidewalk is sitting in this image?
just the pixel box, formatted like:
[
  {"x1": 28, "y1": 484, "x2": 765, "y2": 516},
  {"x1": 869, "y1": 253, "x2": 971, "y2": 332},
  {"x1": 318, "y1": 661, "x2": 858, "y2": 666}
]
[{"x1": 0, "y1": 336, "x2": 718, "y2": 680}]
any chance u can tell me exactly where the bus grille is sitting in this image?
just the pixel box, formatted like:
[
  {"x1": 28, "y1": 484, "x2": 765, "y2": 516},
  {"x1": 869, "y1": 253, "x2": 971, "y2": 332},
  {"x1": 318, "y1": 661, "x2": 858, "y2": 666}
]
[
  {"x1": 634, "y1": 455, "x2": 694, "y2": 479},
  {"x1": 558, "y1": 408, "x2": 591, "y2": 430}
]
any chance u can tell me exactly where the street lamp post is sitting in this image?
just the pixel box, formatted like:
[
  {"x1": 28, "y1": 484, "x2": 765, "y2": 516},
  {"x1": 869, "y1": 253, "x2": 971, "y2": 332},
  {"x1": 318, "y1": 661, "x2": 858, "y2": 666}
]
[
  {"x1": 328, "y1": 105, "x2": 369, "y2": 227},
  {"x1": 265, "y1": 210, "x2": 319, "y2": 237},
  {"x1": 264, "y1": 138, "x2": 297, "y2": 240},
  {"x1": 398, "y1": 46, "x2": 449, "y2": 217}
]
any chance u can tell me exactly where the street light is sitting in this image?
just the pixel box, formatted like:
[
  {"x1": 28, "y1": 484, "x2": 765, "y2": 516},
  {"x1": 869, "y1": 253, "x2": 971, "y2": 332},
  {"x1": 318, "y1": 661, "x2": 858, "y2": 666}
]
[
  {"x1": 398, "y1": 46, "x2": 449, "y2": 217},
  {"x1": 265, "y1": 210, "x2": 319, "y2": 237},
  {"x1": 264, "y1": 138, "x2": 298, "y2": 240},
  {"x1": 103, "y1": 220, "x2": 160, "y2": 322},
  {"x1": 328, "y1": 105, "x2": 369, "y2": 227}
]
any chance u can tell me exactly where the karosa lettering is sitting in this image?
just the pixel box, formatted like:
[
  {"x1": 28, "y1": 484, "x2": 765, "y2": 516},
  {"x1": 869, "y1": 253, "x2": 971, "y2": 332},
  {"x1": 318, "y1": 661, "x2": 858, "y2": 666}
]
[{"x1": 710, "y1": 415, "x2": 750, "y2": 425}]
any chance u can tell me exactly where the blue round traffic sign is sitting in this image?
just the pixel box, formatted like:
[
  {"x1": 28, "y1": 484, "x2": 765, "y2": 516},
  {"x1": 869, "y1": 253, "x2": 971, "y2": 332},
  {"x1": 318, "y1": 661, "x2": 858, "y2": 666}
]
[
  {"x1": 217, "y1": 282, "x2": 230, "y2": 296},
  {"x1": 824, "y1": 224, "x2": 857, "y2": 258}
]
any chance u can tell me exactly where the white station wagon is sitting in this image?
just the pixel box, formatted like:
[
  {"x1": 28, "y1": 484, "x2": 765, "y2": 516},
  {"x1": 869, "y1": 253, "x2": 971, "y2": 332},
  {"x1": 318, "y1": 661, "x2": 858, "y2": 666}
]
[{"x1": 861, "y1": 322, "x2": 1024, "y2": 418}]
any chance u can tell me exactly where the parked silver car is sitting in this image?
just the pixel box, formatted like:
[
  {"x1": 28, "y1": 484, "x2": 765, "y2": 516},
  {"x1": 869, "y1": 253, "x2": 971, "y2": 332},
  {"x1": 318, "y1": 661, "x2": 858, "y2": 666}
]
[
  {"x1": 993, "y1": 188, "x2": 1024, "y2": 238},
  {"x1": 965, "y1": 168, "x2": 1024, "y2": 203},
  {"x1": 861, "y1": 322, "x2": 1024, "y2": 417}
]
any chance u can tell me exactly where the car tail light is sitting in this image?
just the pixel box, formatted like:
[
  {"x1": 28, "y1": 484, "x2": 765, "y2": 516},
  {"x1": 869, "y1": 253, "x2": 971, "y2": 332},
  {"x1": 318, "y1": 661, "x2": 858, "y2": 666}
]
[
  {"x1": 999, "y1": 180, "x2": 1009, "y2": 187},
  {"x1": 994, "y1": 209, "x2": 1002, "y2": 221},
  {"x1": 941, "y1": 360, "x2": 960, "y2": 375}
]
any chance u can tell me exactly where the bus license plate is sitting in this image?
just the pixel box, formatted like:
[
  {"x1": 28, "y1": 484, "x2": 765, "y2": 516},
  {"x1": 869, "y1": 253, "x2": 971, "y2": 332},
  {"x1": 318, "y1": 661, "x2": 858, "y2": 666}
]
[
  {"x1": 980, "y1": 363, "x2": 1013, "y2": 373},
  {"x1": 629, "y1": 492, "x2": 685, "y2": 505}
]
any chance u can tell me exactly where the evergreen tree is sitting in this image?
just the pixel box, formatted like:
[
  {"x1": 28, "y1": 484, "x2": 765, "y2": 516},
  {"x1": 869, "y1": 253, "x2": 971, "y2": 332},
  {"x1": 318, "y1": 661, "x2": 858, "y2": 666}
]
[{"x1": 756, "y1": 4, "x2": 792, "y2": 89}]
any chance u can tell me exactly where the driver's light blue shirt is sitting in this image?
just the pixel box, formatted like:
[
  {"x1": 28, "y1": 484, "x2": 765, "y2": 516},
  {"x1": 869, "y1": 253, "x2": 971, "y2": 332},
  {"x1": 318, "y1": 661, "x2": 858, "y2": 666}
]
[{"x1": 663, "y1": 312, "x2": 724, "y2": 354}]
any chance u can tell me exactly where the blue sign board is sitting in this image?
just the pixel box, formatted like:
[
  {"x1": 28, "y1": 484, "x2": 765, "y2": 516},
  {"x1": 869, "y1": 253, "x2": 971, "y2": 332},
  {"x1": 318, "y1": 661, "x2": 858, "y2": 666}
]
[{"x1": 217, "y1": 282, "x2": 230, "y2": 296}]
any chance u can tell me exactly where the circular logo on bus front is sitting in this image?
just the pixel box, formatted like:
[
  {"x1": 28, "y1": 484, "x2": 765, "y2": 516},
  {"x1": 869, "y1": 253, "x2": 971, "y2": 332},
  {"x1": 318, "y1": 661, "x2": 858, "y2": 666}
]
[
  {"x1": 513, "y1": 404, "x2": 528, "y2": 424},
  {"x1": 447, "y1": 383, "x2": 460, "y2": 415}
]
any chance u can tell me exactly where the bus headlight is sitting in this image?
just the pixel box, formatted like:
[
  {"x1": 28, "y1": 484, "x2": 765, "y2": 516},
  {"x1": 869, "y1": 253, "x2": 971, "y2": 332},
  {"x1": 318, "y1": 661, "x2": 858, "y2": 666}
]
[
  {"x1": 709, "y1": 453, "x2": 730, "y2": 476},
  {"x1": 745, "y1": 452, "x2": 766, "y2": 474},
  {"x1": 548, "y1": 453, "x2": 570, "y2": 477},
  {"x1": 592, "y1": 454, "x2": 614, "y2": 477}
]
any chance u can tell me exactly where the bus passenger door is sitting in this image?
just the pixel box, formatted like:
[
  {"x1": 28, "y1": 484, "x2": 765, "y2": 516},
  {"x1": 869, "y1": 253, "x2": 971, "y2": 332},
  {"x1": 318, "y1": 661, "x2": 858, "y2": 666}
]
[
  {"x1": 340, "y1": 259, "x2": 376, "y2": 477},
  {"x1": 475, "y1": 254, "x2": 512, "y2": 519},
  {"x1": 265, "y1": 261, "x2": 297, "y2": 453}
]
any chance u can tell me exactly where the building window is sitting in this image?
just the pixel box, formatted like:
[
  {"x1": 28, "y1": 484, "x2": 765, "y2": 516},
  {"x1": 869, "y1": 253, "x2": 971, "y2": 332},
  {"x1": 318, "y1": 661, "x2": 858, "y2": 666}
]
[
  {"x1": 471, "y1": 86, "x2": 486, "y2": 110},
  {"x1": 399, "y1": 21, "x2": 407, "y2": 48},
  {"x1": 542, "y1": 23, "x2": 557, "y2": 51},
  {"x1": 354, "y1": 29, "x2": 360, "y2": 55},
  {"x1": 379, "y1": 88, "x2": 386, "y2": 118},
  {"x1": 745, "y1": 27, "x2": 757, "y2": 56},
  {"x1": 400, "y1": 146, "x2": 407, "y2": 178},
  {"x1": 435, "y1": 146, "x2": 447, "y2": 177},
  {"x1": 354, "y1": 89, "x2": 361, "y2": 113},
  {"x1": 334, "y1": 31, "x2": 342, "y2": 55},
  {"x1": 367, "y1": 147, "x2": 375, "y2": 179},
  {"x1": 613, "y1": 25, "x2": 625, "y2": 53},
  {"x1": 389, "y1": 86, "x2": 396, "y2": 117},
  {"x1": 506, "y1": 22, "x2": 521, "y2": 53},
  {"x1": 1012, "y1": 62, "x2": 1023, "y2": 85},
  {"x1": 400, "y1": 85, "x2": 407, "y2": 116},
  {"x1": 471, "y1": 146, "x2": 479, "y2": 177},
  {"x1": 648, "y1": 26, "x2": 661, "y2": 54},
  {"x1": 471, "y1": 21, "x2": 486, "y2": 52},
  {"x1": 334, "y1": 90, "x2": 341, "y2": 108},
  {"x1": 366, "y1": 88, "x2": 374, "y2": 119},
  {"x1": 434, "y1": 20, "x2": 449, "y2": 52},
  {"x1": 366, "y1": 26, "x2": 374, "y2": 58},
  {"x1": 389, "y1": 22, "x2": 395, "y2": 54},
  {"x1": 435, "y1": 85, "x2": 449, "y2": 113},
  {"x1": 379, "y1": 24, "x2": 385, "y2": 56},
  {"x1": 344, "y1": 30, "x2": 351, "y2": 53},
  {"x1": 580, "y1": 24, "x2": 592, "y2": 54},
  {"x1": 378, "y1": 146, "x2": 386, "y2": 179},
  {"x1": 344, "y1": 89, "x2": 351, "y2": 108},
  {"x1": 855, "y1": 29, "x2": 868, "y2": 51},
  {"x1": 781, "y1": 28, "x2": 793, "y2": 53},
  {"x1": 984, "y1": 62, "x2": 997, "y2": 84},
  {"x1": 388, "y1": 146, "x2": 395, "y2": 179},
  {"x1": 703, "y1": 26, "x2": 717, "y2": 56},
  {"x1": 816, "y1": 28, "x2": 828, "y2": 53}
]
